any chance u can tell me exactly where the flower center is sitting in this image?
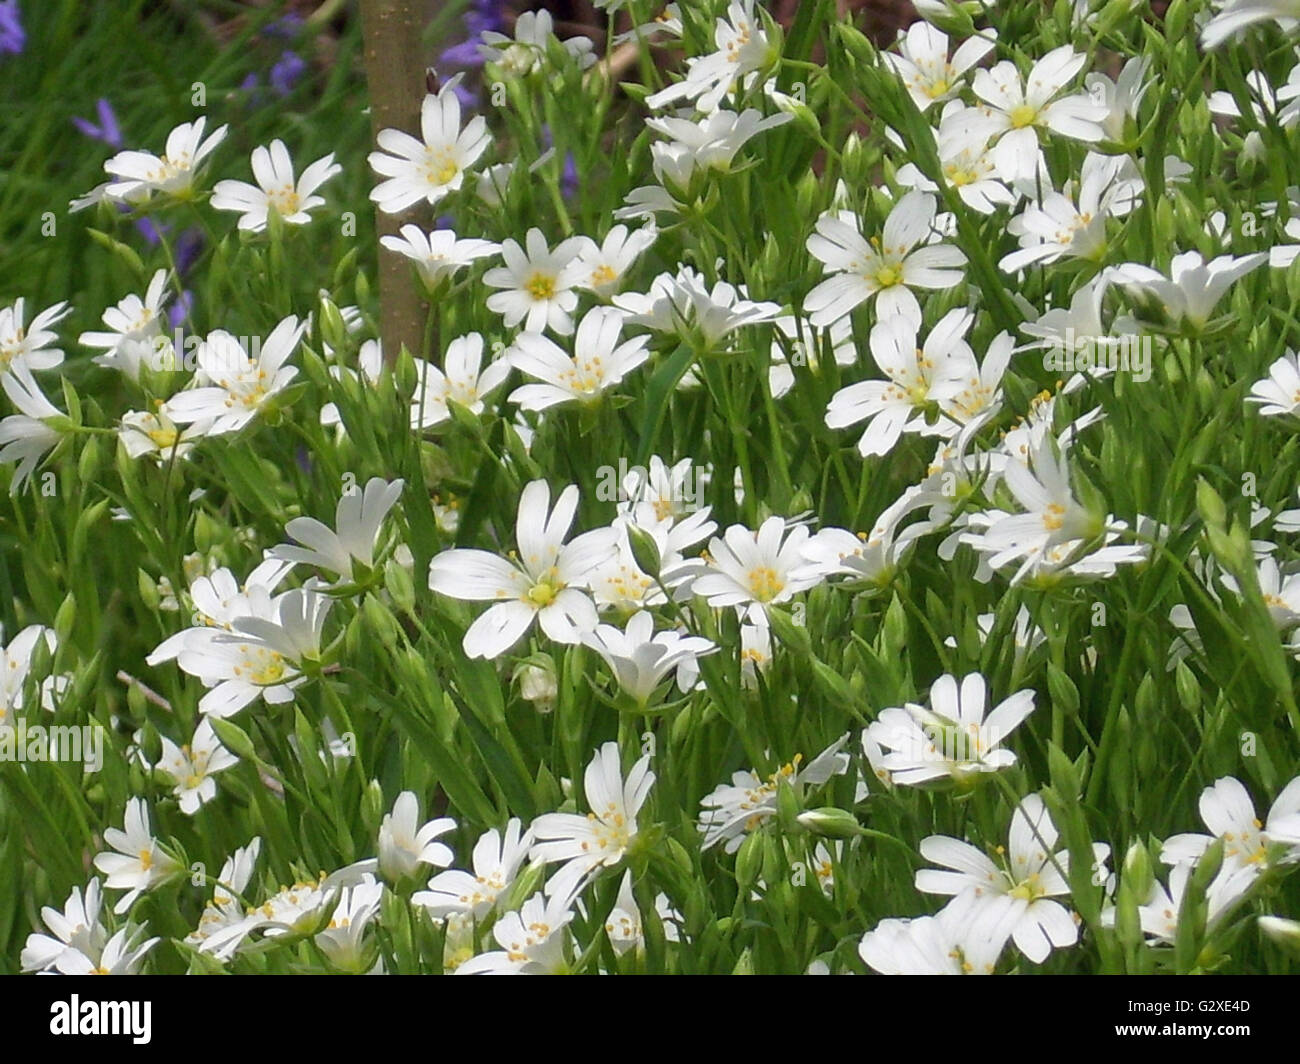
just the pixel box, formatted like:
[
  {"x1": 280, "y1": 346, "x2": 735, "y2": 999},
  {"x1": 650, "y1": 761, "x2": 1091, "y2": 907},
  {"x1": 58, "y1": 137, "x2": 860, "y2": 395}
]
[
  {"x1": 872, "y1": 263, "x2": 903, "y2": 288},
  {"x1": 525, "y1": 272, "x2": 557, "y2": 301},
  {"x1": 1009, "y1": 103, "x2": 1038, "y2": 129},
  {"x1": 746, "y1": 565, "x2": 785, "y2": 603},
  {"x1": 425, "y1": 149, "x2": 460, "y2": 186}
]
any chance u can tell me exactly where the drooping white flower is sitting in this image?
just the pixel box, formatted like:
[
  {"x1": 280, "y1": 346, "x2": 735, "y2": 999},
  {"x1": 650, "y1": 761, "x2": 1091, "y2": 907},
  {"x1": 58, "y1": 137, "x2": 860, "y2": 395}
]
[
  {"x1": 187, "y1": 837, "x2": 262, "y2": 959},
  {"x1": 101, "y1": 117, "x2": 228, "y2": 202},
  {"x1": 478, "y1": 8, "x2": 596, "y2": 73},
  {"x1": 0, "y1": 624, "x2": 63, "y2": 723},
  {"x1": 380, "y1": 225, "x2": 501, "y2": 290},
  {"x1": 1201, "y1": 0, "x2": 1300, "y2": 50},
  {"x1": 427, "y1": 479, "x2": 618, "y2": 659},
  {"x1": 1107, "y1": 250, "x2": 1267, "y2": 332},
  {"x1": 508, "y1": 307, "x2": 651, "y2": 410},
  {"x1": 92, "y1": 798, "x2": 183, "y2": 914},
  {"x1": 581, "y1": 611, "x2": 716, "y2": 707},
  {"x1": 268, "y1": 477, "x2": 404, "y2": 582},
  {"x1": 804, "y1": 192, "x2": 966, "y2": 327},
  {"x1": 613, "y1": 265, "x2": 781, "y2": 348},
  {"x1": 314, "y1": 875, "x2": 385, "y2": 973},
  {"x1": 368, "y1": 80, "x2": 491, "y2": 213},
  {"x1": 532, "y1": 741, "x2": 656, "y2": 898},
  {"x1": 647, "y1": 108, "x2": 791, "y2": 192},
  {"x1": 21, "y1": 879, "x2": 110, "y2": 974},
  {"x1": 865, "y1": 672, "x2": 1036, "y2": 787},
  {"x1": 698, "y1": 736, "x2": 851, "y2": 853},
  {"x1": 483, "y1": 228, "x2": 587, "y2": 336},
  {"x1": 0, "y1": 370, "x2": 66, "y2": 495},
  {"x1": 377, "y1": 791, "x2": 456, "y2": 881}
]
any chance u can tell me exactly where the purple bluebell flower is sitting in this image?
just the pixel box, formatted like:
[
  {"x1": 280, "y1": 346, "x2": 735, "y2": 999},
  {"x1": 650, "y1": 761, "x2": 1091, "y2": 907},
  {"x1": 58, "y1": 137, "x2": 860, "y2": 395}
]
[
  {"x1": 270, "y1": 50, "x2": 306, "y2": 96},
  {"x1": 175, "y1": 228, "x2": 204, "y2": 277},
  {"x1": 439, "y1": 0, "x2": 506, "y2": 69},
  {"x1": 131, "y1": 213, "x2": 165, "y2": 247},
  {"x1": 0, "y1": 1, "x2": 24, "y2": 55},
  {"x1": 263, "y1": 12, "x2": 303, "y2": 40},
  {"x1": 72, "y1": 98, "x2": 123, "y2": 149},
  {"x1": 168, "y1": 290, "x2": 194, "y2": 330},
  {"x1": 561, "y1": 151, "x2": 579, "y2": 200}
]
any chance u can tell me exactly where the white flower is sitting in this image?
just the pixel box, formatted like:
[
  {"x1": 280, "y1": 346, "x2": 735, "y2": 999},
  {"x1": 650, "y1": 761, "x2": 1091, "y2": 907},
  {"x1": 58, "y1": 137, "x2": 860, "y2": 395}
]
[
  {"x1": 157, "y1": 718, "x2": 239, "y2": 815},
  {"x1": 613, "y1": 265, "x2": 781, "y2": 348},
  {"x1": 92, "y1": 798, "x2": 182, "y2": 914},
  {"x1": 825, "y1": 307, "x2": 976, "y2": 457},
  {"x1": 119, "y1": 406, "x2": 209, "y2": 463},
  {"x1": 804, "y1": 192, "x2": 966, "y2": 327},
  {"x1": 1112, "y1": 862, "x2": 1256, "y2": 945},
  {"x1": 999, "y1": 153, "x2": 1127, "y2": 273},
  {"x1": 101, "y1": 117, "x2": 228, "y2": 202},
  {"x1": 865, "y1": 672, "x2": 1036, "y2": 787},
  {"x1": 164, "y1": 316, "x2": 305, "y2": 436},
  {"x1": 0, "y1": 297, "x2": 70, "y2": 380},
  {"x1": 211, "y1": 140, "x2": 341, "y2": 232},
  {"x1": 0, "y1": 624, "x2": 61, "y2": 723},
  {"x1": 269, "y1": 477, "x2": 404, "y2": 582},
  {"x1": 315, "y1": 876, "x2": 385, "y2": 973},
  {"x1": 0, "y1": 371, "x2": 66, "y2": 495},
  {"x1": 427, "y1": 480, "x2": 618, "y2": 659},
  {"x1": 698, "y1": 736, "x2": 851, "y2": 852},
  {"x1": 456, "y1": 890, "x2": 577, "y2": 975},
  {"x1": 571, "y1": 225, "x2": 657, "y2": 298},
  {"x1": 321, "y1": 339, "x2": 384, "y2": 431},
  {"x1": 1247, "y1": 349, "x2": 1300, "y2": 418},
  {"x1": 21, "y1": 879, "x2": 109, "y2": 974},
  {"x1": 532, "y1": 741, "x2": 656, "y2": 898},
  {"x1": 581, "y1": 611, "x2": 716, "y2": 707},
  {"x1": 645, "y1": 0, "x2": 774, "y2": 112},
  {"x1": 508, "y1": 307, "x2": 650, "y2": 410},
  {"x1": 647, "y1": 109, "x2": 791, "y2": 190},
  {"x1": 479, "y1": 9, "x2": 596, "y2": 73},
  {"x1": 78, "y1": 271, "x2": 170, "y2": 380},
  {"x1": 916, "y1": 794, "x2": 1109, "y2": 963},
  {"x1": 368, "y1": 80, "x2": 491, "y2": 213},
  {"x1": 187, "y1": 838, "x2": 261, "y2": 958},
  {"x1": 895, "y1": 103, "x2": 1018, "y2": 215},
  {"x1": 884, "y1": 21, "x2": 996, "y2": 111},
  {"x1": 411, "y1": 333, "x2": 510, "y2": 428},
  {"x1": 51, "y1": 925, "x2": 160, "y2": 975},
  {"x1": 973, "y1": 46, "x2": 1108, "y2": 182},
  {"x1": 175, "y1": 585, "x2": 333, "y2": 718},
  {"x1": 1086, "y1": 55, "x2": 1152, "y2": 141},
  {"x1": 381, "y1": 225, "x2": 501, "y2": 290},
  {"x1": 1107, "y1": 250, "x2": 1267, "y2": 331},
  {"x1": 692, "y1": 516, "x2": 824, "y2": 623},
  {"x1": 795, "y1": 489, "x2": 931, "y2": 590},
  {"x1": 739, "y1": 620, "x2": 772, "y2": 691},
  {"x1": 1201, "y1": 0, "x2": 1300, "y2": 50},
  {"x1": 859, "y1": 888, "x2": 1022, "y2": 975},
  {"x1": 414, "y1": 818, "x2": 534, "y2": 919},
  {"x1": 483, "y1": 228, "x2": 587, "y2": 336},
  {"x1": 377, "y1": 791, "x2": 456, "y2": 881},
  {"x1": 1161, "y1": 775, "x2": 1300, "y2": 874}
]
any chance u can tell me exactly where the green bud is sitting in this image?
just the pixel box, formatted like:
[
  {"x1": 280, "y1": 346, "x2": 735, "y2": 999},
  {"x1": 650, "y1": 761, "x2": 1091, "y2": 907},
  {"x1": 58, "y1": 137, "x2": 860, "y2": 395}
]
[
  {"x1": 795, "y1": 807, "x2": 863, "y2": 839},
  {"x1": 208, "y1": 716, "x2": 258, "y2": 763},
  {"x1": 1122, "y1": 839, "x2": 1154, "y2": 902},
  {"x1": 734, "y1": 831, "x2": 764, "y2": 892},
  {"x1": 1195, "y1": 478, "x2": 1228, "y2": 530},
  {"x1": 137, "y1": 569, "x2": 161, "y2": 611},
  {"x1": 77, "y1": 437, "x2": 101, "y2": 485},
  {"x1": 361, "y1": 779, "x2": 386, "y2": 839},
  {"x1": 363, "y1": 594, "x2": 400, "y2": 645},
  {"x1": 1047, "y1": 663, "x2": 1080, "y2": 717},
  {"x1": 54, "y1": 593, "x2": 77, "y2": 646},
  {"x1": 1134, "y1": 673, "x2": 1159, "y2": 724},
  {"x1": 384, "y1": 557, "x2": 416, "y2": 615},
  {"x1": 1173, "y1": 661, "x2": 1201, "y2": 714},
  {"x1": 319, "y1": 296, "x2": 347, "y2": 353},
  {"x1": 625, "y1": 523, "x2": 662, "y2": 581}
]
